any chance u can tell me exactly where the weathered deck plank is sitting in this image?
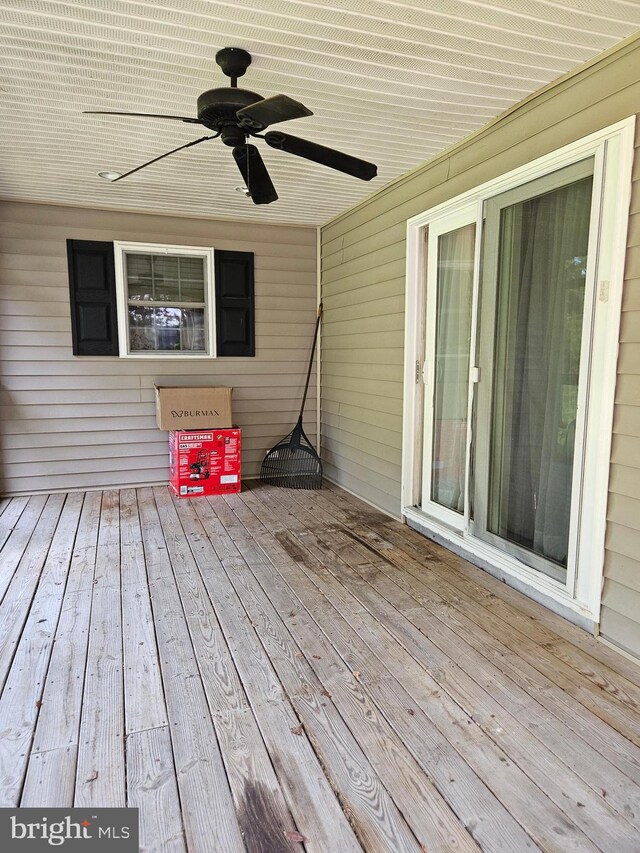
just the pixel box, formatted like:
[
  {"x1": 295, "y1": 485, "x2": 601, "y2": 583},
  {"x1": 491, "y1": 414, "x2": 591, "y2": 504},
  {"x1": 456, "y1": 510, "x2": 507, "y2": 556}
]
[
  {"x1": 0, "y1": 494, "x2": 62, "y2": 690},
  {"x1": 126, "y1": 725, "x2": 186, "y2": 853},
  {"x1": 314, "y1": 493, "x2": 640, "y2": 807},
  {"x1": 75, "y1": 489, "x2": 125, "y2": 808},
  {"x1": 0, "y1": 495, "x2": 28, "y2": 551},
  {"x1": 257, "y1": 483, "x2": 640, "y2": 849},
  {"x1": 229, "y1": 488, "x2": 542, "y2": 853},
  {"x1": 0, "y1": 495, "x2": 49, "y2": 603},
  {"x1": 152, "y1": 488, "x2": 309, "y2": 853},
  {"x1": 156, "y1": 488, "x2": 364, "y2": 853},
  {"x1": 22, "y1": 490, "x2": 101, "y2": 806},
  {"x1": 195, "y1": 496, "x2": 480, "y2": 853},
  {"x1": 0, "y1": 485, "x2": 638, "y2": 852},
  {"x1": 184, "y1": 492, "x2": 444, "y2": 853},
  {"x1": 328, "y1": 480, "x2": 640, "y2": 689},
  {"x1": 240, "y1": 484, "x2": 640, "y2": 852},
  {"x1": 0, "y1": 493, "x2": 82, "y2": 806},
  {"x1": 136, "y1": 489, "x2": 245, "y2": 853},
  {"x1": 312, "y1": 484, "x2": 640, "y2": 783},
  {"x1": 119, "y1": 489, "x2": 167, "y2": 735}
]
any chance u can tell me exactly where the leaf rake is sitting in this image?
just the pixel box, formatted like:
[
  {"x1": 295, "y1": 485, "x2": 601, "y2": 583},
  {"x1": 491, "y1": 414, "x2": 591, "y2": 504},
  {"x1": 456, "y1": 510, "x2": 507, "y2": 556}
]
[{"x1": 260, "y1": 305, "x2": 322, "y2": 489}]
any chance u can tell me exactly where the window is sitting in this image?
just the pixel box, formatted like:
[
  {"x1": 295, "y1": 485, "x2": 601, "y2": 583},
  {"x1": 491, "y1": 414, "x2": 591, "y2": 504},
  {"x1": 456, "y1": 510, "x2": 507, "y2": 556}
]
[
  {"x1": 114, "y1": 242, "x2": 216, "y2": 358},
  {"x1": 67, "y1": 241, "x2": 255, "y2": 358}
]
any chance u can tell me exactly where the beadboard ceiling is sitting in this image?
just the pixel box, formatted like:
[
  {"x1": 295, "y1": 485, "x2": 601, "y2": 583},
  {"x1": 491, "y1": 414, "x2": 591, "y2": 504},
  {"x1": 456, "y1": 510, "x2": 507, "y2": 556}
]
[{"x1": 1, "y1": 1, "x2": 639, "y2": 226}]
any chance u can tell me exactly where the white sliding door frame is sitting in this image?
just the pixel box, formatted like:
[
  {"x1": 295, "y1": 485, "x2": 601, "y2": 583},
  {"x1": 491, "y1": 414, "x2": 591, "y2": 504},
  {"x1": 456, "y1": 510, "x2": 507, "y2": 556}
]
[
  {"x1": 472, "y1": 157, "x2": 598, "y2": 588},
  {"x1": 421, "y1": 204, "x2": 477, "y2": 529},
  {"x1": 401, "y1": 117, "x2": 635, "y2": 624}
]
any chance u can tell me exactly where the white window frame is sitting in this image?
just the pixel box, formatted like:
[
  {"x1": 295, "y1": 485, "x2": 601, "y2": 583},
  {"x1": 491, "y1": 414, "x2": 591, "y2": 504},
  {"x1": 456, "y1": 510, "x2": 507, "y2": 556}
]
[
  {"x1": 402, "y1": 117, "x2": 635, "y2": 624},
  {"x1": 114, "y1": 241, "x2": 216, "y2": 359}
]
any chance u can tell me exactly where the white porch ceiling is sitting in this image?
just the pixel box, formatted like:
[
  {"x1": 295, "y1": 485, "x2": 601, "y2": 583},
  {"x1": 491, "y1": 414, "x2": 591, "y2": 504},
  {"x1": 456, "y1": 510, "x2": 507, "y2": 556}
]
[{"x1": 1, "y1": 0, "x2": 639, "y2": 226}]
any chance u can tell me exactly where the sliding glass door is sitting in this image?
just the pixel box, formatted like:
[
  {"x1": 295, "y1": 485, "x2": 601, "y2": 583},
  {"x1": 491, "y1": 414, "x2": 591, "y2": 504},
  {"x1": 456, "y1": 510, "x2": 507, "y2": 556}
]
[
  {"x1": 421, "y1": 159, "x2": 597, "y2": 582},
  {"x1": 473, "y1": 159, "x2": 595, "y2": 581},
  {"x1": 408, "y1": 120, "x2": 632, "y2": 615}
]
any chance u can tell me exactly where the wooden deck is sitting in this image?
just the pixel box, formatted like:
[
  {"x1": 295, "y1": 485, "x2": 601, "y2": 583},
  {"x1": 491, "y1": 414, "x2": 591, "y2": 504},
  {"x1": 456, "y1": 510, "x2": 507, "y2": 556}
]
[{"x1": 0, "y1": 482, "x2": 639, "y2": 852}]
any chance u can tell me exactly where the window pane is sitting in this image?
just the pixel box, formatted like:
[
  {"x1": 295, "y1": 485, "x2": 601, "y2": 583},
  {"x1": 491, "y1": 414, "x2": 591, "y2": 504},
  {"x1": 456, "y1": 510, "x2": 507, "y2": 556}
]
[
  {"x1": 180, "y1": 308, "x2": 206, "y2": 351},
  {"x1": 125, "y1": 254, "x2": 205, "y2": 302},
  {"x1": 488, "y1": 175, "x2": 593, "y2": 566},
  {"x1": 128, "y1": 306, "x2": 206, "y2": 352},
  {"x1": 153, "y1": 255, "x2": 180, "y2": 280},
  {"x1": 126, "y1": 254, "x2": 152, "y2": 280},
  {"x1": 179, "y1": 256, "x2": 205, "y2": 280},
  {"x1": 431, "y1": 223, "x2": 475, "y2": 512},
  {"x1": 128, "y1": 305, "x2": 158, "y2": 351},
  {"x1": 180, "y1": 283, "x2": 206, "y2": 303},
  {"x1": 124, "y1": 249, "x2": 208, "y2": 354},
  {"x1": 153, "y1": 280, "x2": 181, "y2": 302},
  {"x1": 126, "y1": 254, "x2": 153, "y2": 301},
  {"x1": 153, "y1": 307, "x2": 182, "y2": 351},
  {"x1": 179, "y1": 256, "x2": 205, "y2": 302}
]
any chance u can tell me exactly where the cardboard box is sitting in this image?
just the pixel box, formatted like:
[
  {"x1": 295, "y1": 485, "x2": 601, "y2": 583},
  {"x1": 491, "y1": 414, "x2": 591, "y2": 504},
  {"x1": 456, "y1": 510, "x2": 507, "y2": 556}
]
[
  {"x1": 155, "y1": 385, "x2": 232, "y2": 431},
  {"x1": 169, "y1": 428, "x2": 242, "y2": 498}
]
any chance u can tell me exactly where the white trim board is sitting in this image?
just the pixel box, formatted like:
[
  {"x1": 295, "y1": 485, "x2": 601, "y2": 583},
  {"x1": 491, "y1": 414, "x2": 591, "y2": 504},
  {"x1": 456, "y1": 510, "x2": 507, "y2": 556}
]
[{"x1": 402, "y1": 116, "x2": 636, "y2": 626}]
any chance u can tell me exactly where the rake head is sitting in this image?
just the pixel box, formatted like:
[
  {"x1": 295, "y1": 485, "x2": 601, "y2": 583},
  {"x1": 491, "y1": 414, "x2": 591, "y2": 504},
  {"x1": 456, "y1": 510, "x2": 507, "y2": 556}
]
[{"x1": 260, "y1": 417, "x2": 322, "y2": 489}]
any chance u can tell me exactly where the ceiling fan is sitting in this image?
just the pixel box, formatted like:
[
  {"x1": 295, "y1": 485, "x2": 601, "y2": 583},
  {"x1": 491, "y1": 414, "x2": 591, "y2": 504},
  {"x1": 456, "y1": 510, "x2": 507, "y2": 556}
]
[{"x1": 84, "y1": 47, "x2": 377, "y2": 205}]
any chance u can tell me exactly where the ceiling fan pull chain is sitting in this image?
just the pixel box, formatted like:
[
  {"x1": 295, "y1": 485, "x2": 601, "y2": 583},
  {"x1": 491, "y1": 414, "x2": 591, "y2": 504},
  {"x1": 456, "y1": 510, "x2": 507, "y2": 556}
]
[{"x1": 246, "y1": 138, "x2": 250, "y2": 197}]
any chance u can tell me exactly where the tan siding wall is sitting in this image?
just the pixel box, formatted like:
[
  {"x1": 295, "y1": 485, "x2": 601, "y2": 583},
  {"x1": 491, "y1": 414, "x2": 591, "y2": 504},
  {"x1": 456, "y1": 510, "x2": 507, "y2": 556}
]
[
  {"x1": 320, "y1": 37, "x2": 640, "y2": 655},
  {"x1": 0, "y1": 202, "x2": 317, "y2": 494},
  {"x1": 601, "y1": 123, "x2": 640, "y2": 657}
]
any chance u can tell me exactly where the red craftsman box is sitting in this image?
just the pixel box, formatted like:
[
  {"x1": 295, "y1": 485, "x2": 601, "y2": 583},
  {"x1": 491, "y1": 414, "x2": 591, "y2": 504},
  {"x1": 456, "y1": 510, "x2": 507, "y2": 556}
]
[{"x1": 169, "y1": 428, "x2": 241, "y2": 498}]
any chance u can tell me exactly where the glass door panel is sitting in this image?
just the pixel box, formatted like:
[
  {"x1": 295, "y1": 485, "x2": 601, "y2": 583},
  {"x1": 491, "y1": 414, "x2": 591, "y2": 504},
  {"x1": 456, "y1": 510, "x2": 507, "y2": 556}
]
[
  {"x1": 474, "y1": 159, "x2": 594, "y2": 581},
  {"x1": 432, "y1": 224, "x2": 475, "y2": 510},
  {"x1": 422, "y1": 217, "x2": 475, "y2": 526}
]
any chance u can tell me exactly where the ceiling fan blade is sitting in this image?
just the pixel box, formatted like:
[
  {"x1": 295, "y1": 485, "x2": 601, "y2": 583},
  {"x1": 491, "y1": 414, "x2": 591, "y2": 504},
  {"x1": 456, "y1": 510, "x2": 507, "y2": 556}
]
[
  {"x1": 110, "y1": 135, "x2": 215, "y2": 182},
  {"x1": 233, "y1": 144, "x2": 278, "y2": 205},
  {"x1": 237, "y1": 95, "x2": 313, "y2": 131},
  {"x1": 83, "y1": 111, "x2": 204, "y2": 124},
  {"x1": 264, "y1": 131, "x2": 377, "y2": 181}
]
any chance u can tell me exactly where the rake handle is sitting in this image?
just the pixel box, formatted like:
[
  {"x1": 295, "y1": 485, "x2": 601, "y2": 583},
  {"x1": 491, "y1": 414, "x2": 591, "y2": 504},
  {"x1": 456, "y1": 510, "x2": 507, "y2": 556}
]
[{"x1": 299, "y1": 303, "x2": 322, "y2": 419}]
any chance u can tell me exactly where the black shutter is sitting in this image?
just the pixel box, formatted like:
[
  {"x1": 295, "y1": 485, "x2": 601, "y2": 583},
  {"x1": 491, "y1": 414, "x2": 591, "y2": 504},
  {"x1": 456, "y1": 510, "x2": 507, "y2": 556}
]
[
  {"x1": 214, "y1": 250, "x2": 255, "y2": 357},
  {"x1": 67, "y1": 240, "x2": 119, "y2": 356}
]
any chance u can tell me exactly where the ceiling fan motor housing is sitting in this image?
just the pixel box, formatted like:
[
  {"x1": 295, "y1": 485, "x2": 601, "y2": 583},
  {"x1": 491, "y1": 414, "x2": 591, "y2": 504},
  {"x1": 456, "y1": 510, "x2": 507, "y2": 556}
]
[{"x1": 196, "y1": 88, "x2": 264, "y2": 136}]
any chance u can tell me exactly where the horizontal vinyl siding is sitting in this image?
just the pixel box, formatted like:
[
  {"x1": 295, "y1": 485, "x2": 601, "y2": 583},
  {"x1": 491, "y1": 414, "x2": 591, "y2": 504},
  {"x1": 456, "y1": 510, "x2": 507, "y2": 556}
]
[
  {"x1": 601, "y1": 124, "x2": 640, "y2": 658},
  {"x1": 320, "y1": 35, "x2": 640, "y2": 650},
  {"x1": 0, "y1": 202, "x2": 317, "y2": 494}
]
